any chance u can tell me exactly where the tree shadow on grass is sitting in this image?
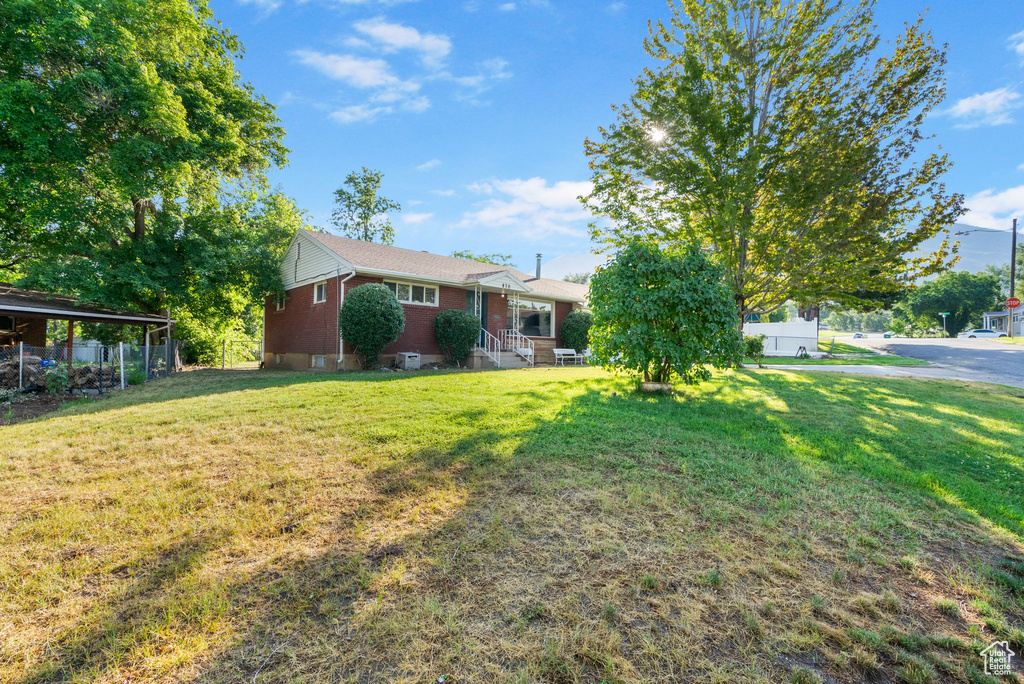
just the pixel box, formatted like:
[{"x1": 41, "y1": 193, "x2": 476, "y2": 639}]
[{"x1": 19, "y1": 531, "x2": 228, "y2": 684}]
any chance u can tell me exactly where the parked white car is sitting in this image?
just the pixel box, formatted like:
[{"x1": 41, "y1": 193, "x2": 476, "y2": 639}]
[{"x1": 957, "y1": 329, "x2": 1006, "y2": 339}]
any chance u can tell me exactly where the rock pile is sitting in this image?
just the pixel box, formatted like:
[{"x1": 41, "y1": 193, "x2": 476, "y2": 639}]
[{"x1": 0, "y1": 356, "x2": 120, "y2": 391}]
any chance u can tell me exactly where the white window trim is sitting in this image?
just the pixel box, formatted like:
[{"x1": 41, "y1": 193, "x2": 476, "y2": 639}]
[
  {"x1": 384, "y1": 280, "x2": 439, "y2": 307},
  {"x1": 313, "y1": 281, "x2": 327, "y2": 304},
  {"x1": 509, "y1": 298, "x2": 556, "y2": 338},
  {"x1": 311, "y1": 354, "x2": 326, "y2": 368},
  {"x1": 275, "y1": 294, "x2": 287, "y2": 311}
]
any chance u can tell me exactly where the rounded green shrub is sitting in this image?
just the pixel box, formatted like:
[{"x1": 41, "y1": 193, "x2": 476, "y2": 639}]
[
  {"x1": 743, "y1": 334, "x2": 766, "y2": 367},
  {"x1": 434, "y1": 309, "x2": 481, "y2": 364},
  {"x1": 560, "y1": 310, "x2": 593, "y2": 353},
  {"x1": 339, "y1": 283, "x2": 405, "y2": 369}
]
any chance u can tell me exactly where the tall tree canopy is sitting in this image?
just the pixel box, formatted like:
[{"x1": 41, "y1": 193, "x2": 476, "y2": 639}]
[
  {"x1": 450, "y1": 250, "x2": 516, "y2": 267},
  {"x1": 890, "y1": 271, "x2": 1000, "y2": 337},
  {"x1": 331, "y1": 168, "x2": 401, "y2": 244},
  {"x1": 0, "y1": 0, "x2": 295, "y2": 355},
  {"x1": 584, "y1": 0, "x2": 964, "y2": 323}
]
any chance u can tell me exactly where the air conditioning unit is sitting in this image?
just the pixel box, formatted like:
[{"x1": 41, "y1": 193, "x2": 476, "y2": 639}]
[{"x1": 396, "y1": 352, "x2": 421, "y2": 370}]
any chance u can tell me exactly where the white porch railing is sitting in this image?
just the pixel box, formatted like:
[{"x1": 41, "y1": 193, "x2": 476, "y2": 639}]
[
  {"x1": 498, "y1": 329, "x2": 535, "y2": 367},
  {"x1": 479, "y1": 328, "x2": 501, "y2": 368}
]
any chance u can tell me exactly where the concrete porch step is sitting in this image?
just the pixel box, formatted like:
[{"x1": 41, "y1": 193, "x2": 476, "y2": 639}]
[{"x1": 467, "y1": 349, "x2": 533, "y2": 369}]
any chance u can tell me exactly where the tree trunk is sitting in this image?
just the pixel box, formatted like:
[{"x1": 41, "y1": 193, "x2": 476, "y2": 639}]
[{"x1": 131, "y1": 197, "x2": 148, "y2": 240}]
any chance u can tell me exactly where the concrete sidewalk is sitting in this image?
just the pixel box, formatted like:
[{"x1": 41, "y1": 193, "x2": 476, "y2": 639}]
[{"x1": 759, "y1": 363, "x2": 1024, "y2": 389}]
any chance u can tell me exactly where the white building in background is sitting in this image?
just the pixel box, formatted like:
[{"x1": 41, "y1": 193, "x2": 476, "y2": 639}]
[
  {"x1": 743, "y1": 318, "x2": 819, "y2": 356},
  {"x1": 982, "y1": 309, "x2": 1022, "y2": 336}
]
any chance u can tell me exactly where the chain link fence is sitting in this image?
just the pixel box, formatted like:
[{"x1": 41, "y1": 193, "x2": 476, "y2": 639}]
[
  {"x1": 0, "y1": 341, "x2": 181, "y2": 395},
  {"x1": 220, "y1": 339, "x2": 263, "y2": 369}
]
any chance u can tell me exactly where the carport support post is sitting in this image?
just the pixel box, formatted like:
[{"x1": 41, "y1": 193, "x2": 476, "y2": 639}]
[
  {"x1": 165, "y1": 308, "x2": 172, "y2": 376},
  {"x1": 144, "y1": 327, "x2": 150, "y2": 380},
  {"x1": 66, "y1": 320, "x2": 74, "y2": 376},
  {"x1": 18, "y1": 342, "x2": 23, "y2": 391},
  {"x1": 119, "y1": 342, "x2": 126, "y2": 390}
]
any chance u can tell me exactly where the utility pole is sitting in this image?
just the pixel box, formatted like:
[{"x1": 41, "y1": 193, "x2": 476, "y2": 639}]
[{"x1": 1011, "y1": 218, "x2": 1017, "y2": 339}]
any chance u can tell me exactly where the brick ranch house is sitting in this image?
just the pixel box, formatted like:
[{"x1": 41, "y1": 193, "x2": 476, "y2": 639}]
[{"x1": 264, "y1": 230, "x2": 590, "y2": 370}]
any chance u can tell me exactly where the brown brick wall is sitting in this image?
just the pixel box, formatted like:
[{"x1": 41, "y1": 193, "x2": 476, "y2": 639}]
[
  {"x1": 18, "y1": 317, "x2": 47, "y2": 347},
  {"x1": 340, "y1": 276, "x2": 467, "y2": 357},
  {"x1": 264, "y1": 279, "x2": 342, "y2": 357},
  {"x1": 264, "y1": 273, "x2": 581, "y2": 368}
]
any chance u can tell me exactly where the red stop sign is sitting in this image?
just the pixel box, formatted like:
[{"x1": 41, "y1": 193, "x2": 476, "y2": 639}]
[{"x1": 1008, "y1": 297, "x2": 1022, "y2": 309}]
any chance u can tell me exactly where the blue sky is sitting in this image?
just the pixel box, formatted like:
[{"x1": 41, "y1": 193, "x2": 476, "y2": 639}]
[{"x1": 208, "y1": 0, "x2": 1024, "y2": 277}]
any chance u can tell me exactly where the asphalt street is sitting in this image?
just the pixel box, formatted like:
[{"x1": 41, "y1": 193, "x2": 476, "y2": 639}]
[
  {"x1": 766, "y1": 336, "x2": 1024, "y2": 389},
  {"x1": 858, "y1": 336, "x2": 1024, "y2": 387}
]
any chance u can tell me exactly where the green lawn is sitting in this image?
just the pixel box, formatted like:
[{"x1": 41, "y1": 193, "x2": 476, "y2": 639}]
[{"x1": 1, "y1": 368, "x2": 1022, "y2": 683}]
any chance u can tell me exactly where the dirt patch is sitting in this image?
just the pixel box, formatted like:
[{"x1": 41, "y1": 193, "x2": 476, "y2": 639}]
[{"x1": 1, "y1": 392, "x2": 106, "y2": 425}]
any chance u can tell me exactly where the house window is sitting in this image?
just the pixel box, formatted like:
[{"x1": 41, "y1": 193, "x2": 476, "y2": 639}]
[
  {"x1": 311, "y1": 354, "x2": 326, "y2": 368},
  {"x1": 275, "y1": 294, "x2": 287, "y2": 311},
  {"x1": 507, "y1": 298, "x2": 553, "y2": 337},
  {"x1": 313, "y1": 281, "x2": 327, "y2": 304},
  {"x1": 383, "y1": 280, "x2": 438, "y2": 306},
  {"x1": 274, "y1": 353, "x2": 284, "y2": 365}
]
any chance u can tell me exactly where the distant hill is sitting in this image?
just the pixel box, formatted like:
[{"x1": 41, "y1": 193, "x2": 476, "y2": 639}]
[{"x1": 917, "y1": 223, "x2": 1016, "y2": 273}]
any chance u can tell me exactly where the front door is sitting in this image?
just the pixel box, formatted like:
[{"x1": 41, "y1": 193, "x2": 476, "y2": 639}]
[{"x1": 466, "y1": 290, "x2": 488, "y2": 345}]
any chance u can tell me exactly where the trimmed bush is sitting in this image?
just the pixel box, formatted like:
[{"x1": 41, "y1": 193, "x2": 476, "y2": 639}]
[
  {"x1": 339, "y1": 283, "x2": 405, "y2": 369},
  {"x1": 560, "y1": 310, "x2": 593, "y2": 353},
  {"x1": 743, "y1": 334, "x2": 766, "y2": 367},
  {"x1": 434, "y1": 309, "x2": 481, "y2": 364},
  {"x1": 589, "y1": 241, "x2": 740, "y2": 386}
]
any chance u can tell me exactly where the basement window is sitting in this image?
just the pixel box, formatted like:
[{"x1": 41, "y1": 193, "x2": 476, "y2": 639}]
[
  {"x1": 313, "y1": 281, "x2": 327, "y2": 304},
  {"x1": 311, "y1": 355, "x2": 326, "y2": 368}
]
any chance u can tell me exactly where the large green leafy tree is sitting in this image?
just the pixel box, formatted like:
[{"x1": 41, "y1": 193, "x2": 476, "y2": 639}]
[
  {"x1": 331, "y1": 168, "x2": 401, "y2": 244},
  {"x1": 890, "y1": 271, "x2": 1000, "y2": 337},
  {"x1": 450, "y1": 250, "x2": 516, "y2": 267},
  {"x1": 589, "y1": 241, "x2": 739, "y2": 386},
  {"x1": 0, "y1": 0, "x2": 292, "y2": 356},
  {"x1": 584, "y1": 0, "x2": 964, "y2": 325}
]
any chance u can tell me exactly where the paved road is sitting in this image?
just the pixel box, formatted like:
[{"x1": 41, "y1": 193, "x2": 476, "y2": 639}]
[{"x1": 794, "y1": 336, "x2": 1024, "y2": 389}]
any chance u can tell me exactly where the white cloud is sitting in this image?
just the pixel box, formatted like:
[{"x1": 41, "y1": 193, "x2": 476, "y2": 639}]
[
  {"x1": 498, "y1": 2, "x2": 516, "y2": 9},
  {"x1": 295, "y1": 19, "x2": 509, "y2": 124},
  {"x1": 292, "y1": 50, "x2": 418, "y2": 91},
  {"x1": 417, "y1": 159, "x2": 442, "y2": 171},
  {"x1": 403, "y1": 212, "x2": 434, "y2": 224},
  {"x1": 1009, "y1": 30, "x2": 1024, "y2": 60},
  {"x1": 459, "y1": 177, "x2": 594, "y2": 239},
  {"x1": 329, "y1": 104, "x2": 391, "y2": 123},
  {"x1": 948, "y1": 88, "x2": 1022, "y2": 128},
  {"x1": 1018, "y1": 162, "x2": 1024, "y2": 171},
  {"x1": 353, "y1": 17, "x2": 451, "y2": 69},
  {"x1": 401, "y1": 95, "x2": 431, "y2": 112},
  {"x1": 607, "y1": 1, "x2": 625, "y2": 11},
  {"x1": 963, "y1": 185, "x2": 1024, "y2": 230},
  {"x1": 439, "y1": 57, "x2": 512, "y2": 103}
]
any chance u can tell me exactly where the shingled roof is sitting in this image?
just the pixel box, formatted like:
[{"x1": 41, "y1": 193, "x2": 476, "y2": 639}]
[
  {"x1": 304, "y1": 230, "x2": 589, "y2": 302},
  {"x1": 0, "y1": 283, "x2": 169, "y2": 325}
]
